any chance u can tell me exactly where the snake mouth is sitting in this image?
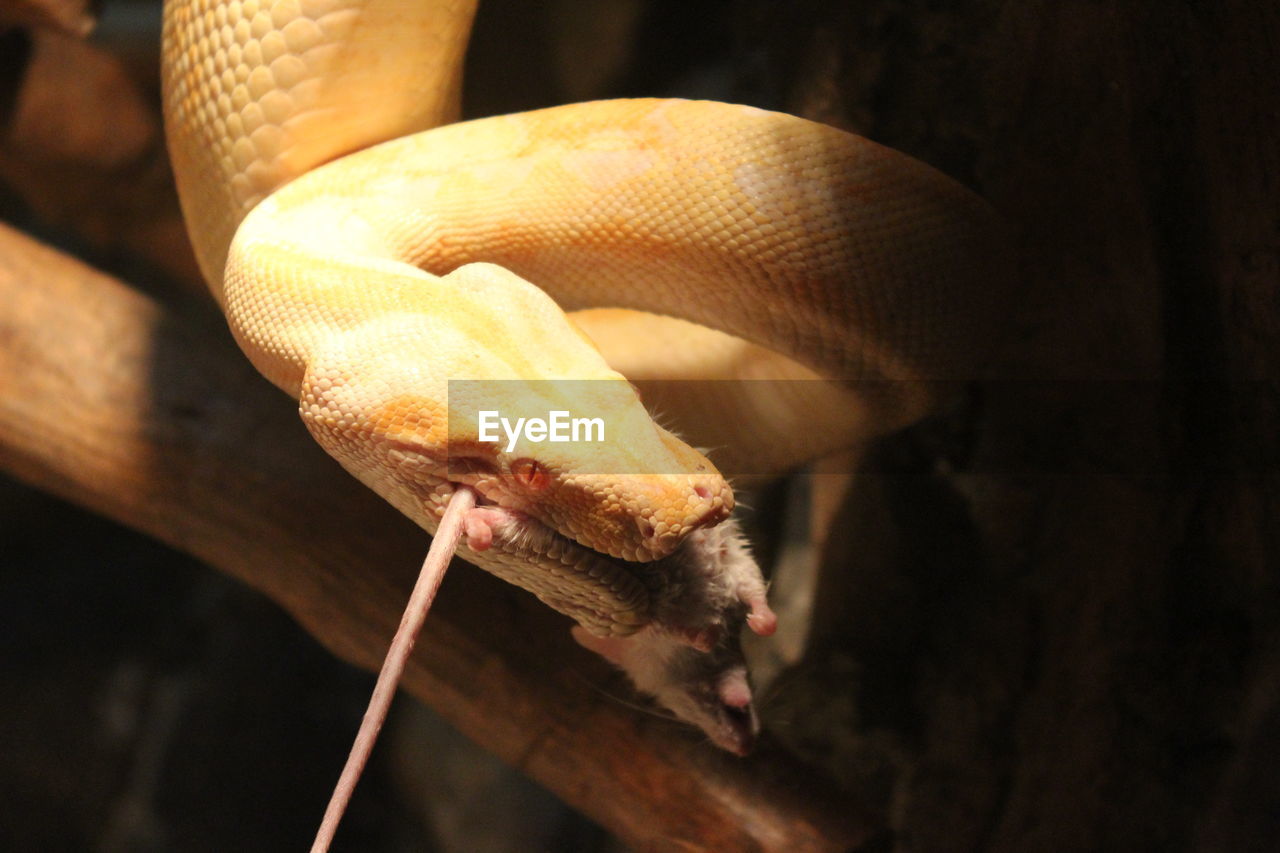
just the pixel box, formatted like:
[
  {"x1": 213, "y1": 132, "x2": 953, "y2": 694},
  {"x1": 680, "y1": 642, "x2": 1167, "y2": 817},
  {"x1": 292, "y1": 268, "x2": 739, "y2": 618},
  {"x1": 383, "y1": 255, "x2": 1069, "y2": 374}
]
[
  {"x1": 455, "y1": 484, "x2": 762, "y2": 647},
  {"x1": 460, "y1": 488, "x2": 655, "y2": 635}
]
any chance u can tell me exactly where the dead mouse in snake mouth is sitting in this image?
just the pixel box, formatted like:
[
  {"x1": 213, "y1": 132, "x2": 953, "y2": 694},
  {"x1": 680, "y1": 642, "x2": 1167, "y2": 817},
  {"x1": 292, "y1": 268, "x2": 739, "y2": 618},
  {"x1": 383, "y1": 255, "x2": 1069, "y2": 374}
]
[{"x1": 468, "y1": 507, "x2": 775, "y2": 755}]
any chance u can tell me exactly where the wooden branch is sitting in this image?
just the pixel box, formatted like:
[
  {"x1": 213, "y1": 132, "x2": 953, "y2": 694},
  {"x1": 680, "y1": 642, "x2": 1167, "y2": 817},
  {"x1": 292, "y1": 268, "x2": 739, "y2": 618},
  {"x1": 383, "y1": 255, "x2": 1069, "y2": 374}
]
[
  {"x1": 0, "y1": 0, "x2": 95, "y2": 38},
  {"x1": 0, "y1": 29, "x2": 202, "y2": 287},
  {"x1": 0, "y1": 222, "x2": 874, "y2": 851}
]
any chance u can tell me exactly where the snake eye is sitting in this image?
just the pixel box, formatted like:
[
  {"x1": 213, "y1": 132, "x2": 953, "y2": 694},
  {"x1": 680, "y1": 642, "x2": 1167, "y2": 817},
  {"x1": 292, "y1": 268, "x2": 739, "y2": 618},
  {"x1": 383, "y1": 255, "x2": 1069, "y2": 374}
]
[{"x1": 511, "y1": 458, "x2": 550, "y2": 491}]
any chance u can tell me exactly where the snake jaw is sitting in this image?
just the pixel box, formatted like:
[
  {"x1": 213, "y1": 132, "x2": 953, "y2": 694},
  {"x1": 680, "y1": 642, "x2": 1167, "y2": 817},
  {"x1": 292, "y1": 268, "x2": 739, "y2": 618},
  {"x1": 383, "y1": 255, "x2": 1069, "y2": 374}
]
[
  {"x1": 449, "y1": 428, "x2": 740, "y2": 551},
  {"x1": 449, "y1": 492, "x2": 652, "y2": 633},
  {"x1": 447, "y1": 430, "x2": 734, "y2": 565}
]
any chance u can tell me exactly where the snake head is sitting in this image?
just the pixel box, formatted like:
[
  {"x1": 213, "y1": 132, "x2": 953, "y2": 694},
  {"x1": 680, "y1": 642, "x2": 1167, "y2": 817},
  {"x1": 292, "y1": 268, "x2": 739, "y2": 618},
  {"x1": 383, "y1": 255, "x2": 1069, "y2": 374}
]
[
  {"x1": 297, "y1": 263, "x2": 736, "y2": 632},
  {"x1": 298, "y1": 261, "x2": 732, "y2": 550}
]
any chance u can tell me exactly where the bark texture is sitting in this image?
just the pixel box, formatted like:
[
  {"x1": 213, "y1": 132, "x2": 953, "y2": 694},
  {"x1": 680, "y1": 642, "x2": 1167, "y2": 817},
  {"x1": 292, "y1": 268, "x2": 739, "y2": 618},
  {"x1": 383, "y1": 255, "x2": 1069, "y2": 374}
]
[{"x1": 748, "y1": 1, "x2": 1279, "y2": 850}]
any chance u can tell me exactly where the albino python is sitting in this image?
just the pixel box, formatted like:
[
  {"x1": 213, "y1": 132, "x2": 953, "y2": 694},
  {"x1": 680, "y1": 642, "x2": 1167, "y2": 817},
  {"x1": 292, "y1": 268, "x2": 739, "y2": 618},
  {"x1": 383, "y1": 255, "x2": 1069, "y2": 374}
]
[{"x1": 161, "y1": 0, "x2": 1006, "y2": 754}]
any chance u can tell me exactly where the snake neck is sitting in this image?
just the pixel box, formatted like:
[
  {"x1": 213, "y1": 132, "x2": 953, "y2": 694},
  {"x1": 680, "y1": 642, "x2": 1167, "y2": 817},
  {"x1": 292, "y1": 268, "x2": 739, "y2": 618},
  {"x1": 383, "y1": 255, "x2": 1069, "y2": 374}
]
[{"x1": 161, "y1": 0, "x2": 478, "y2": 293}]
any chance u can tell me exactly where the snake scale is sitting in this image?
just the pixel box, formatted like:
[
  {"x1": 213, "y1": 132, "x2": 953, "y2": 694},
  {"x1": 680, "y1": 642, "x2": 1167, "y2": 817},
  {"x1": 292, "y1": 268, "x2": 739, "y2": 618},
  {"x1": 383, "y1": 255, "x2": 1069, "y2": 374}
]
[{"x1": 161, "y1": 0, "x2": 1007, "y2": 752}]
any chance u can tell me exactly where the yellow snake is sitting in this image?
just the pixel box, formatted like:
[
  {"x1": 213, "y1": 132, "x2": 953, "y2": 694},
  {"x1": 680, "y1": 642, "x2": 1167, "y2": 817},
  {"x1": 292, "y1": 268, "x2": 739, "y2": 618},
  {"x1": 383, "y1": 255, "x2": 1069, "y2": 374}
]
[{"x1": 161, "y1": 0, "x2": 1006, "y2": 752}]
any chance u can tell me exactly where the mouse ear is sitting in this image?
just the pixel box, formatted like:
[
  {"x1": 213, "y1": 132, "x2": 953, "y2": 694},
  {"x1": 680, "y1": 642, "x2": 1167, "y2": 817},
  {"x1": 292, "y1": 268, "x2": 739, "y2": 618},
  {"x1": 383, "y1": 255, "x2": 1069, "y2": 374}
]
[{"x1": 570, "y1": 625, "x2": 631, "y2": 667}]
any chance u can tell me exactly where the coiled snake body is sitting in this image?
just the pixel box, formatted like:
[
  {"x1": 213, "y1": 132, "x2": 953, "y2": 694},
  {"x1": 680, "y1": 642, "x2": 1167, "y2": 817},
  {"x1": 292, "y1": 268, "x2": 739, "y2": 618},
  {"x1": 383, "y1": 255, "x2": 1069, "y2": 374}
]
[{"x1": 162, "y1": 0, "x2": 1006, "y2": 752}]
